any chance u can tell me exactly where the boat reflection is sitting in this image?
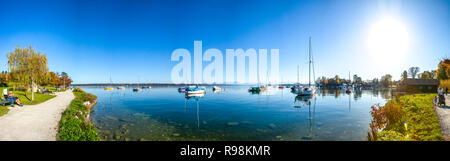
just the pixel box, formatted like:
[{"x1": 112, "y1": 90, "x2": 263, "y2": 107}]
[
  {"x1": 249, "y1": 89, "x2": 275, "y2": 95},
  {"x1": 294, "y1": 95, "x2": 314, "y2": 107},
  {"x1": 185, "y1": 93, "x2": 204, "y2": 128},
  {"x1": 293, "y1": 95, "x2": 316, "y2": 140}
]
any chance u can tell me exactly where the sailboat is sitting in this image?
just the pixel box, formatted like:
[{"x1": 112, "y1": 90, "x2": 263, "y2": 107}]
[
  {"x1": 346, "y1": 71, "x2": 352, "y2": 94},
  {"x1": 104, "y1": 75, "x2": 114, "y2": 91},
  {"x1": 249, "y1": 69, "x2": 262, "y2": 93},
  {"x1": 298, "y1": 37, "x2": 316, "y2": 96},
  {"x1": 212, "y1": 86, "x2": 222, "y2": 91},
  {"x1": 259, "y1": 70, "x2": 272, "y2": 92},
  {"x1": 278, "y1": 77, "x2": 285, "y2": 89},
  {"x1": 291, "y1": 65, "x2": 304, "y2": 94},
  {"x1": 133, "y1": 78, "x2": 142, "y2": 92}
]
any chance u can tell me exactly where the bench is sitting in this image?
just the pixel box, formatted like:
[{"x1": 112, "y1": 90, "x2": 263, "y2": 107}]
[{"x1": 1, "y1": 95, "x2": 11, "y2": 106}]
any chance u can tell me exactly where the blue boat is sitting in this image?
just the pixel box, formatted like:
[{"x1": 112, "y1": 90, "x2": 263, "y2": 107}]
[{"x1": 186, "y1": 86, "x2": 206, "y2": 94}]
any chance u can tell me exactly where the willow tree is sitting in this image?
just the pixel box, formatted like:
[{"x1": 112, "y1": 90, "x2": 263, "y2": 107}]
[{"x1": 8, "y1": 46, "x2": 48, "y2": 101}]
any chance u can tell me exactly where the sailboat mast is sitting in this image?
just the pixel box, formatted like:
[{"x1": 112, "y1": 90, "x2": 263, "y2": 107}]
[
  {"x1": 308, "y1": 37, "x2": 312, "y2": 87},
  {"x1": 257, "y1": 67, "x2": 260, "y2": 86},
  {"x1": 349, "y1": 71, "x2": 351, "y2": 83},
  {"x1": 297, "y1": 65, "x2": 299, "y2": 85}
]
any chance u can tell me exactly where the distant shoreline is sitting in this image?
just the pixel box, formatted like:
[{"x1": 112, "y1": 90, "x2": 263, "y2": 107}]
[{"x1": 72, "y1": 83, "x2": 300, "y2": 87}]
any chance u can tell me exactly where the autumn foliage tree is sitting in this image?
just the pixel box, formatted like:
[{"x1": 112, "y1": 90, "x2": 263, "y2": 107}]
[
  {"x1": 8, "y1": 46, "x2": 49, "y2": 101},
  {"x1": 437, "y1": 58, "x2": 450, "y2": 81},
  {"x1": 59, "y1": 72, "x2": 73, "y2": 88}
]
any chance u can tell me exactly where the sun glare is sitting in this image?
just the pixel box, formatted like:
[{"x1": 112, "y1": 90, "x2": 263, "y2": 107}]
[{"x1": 368, "y1": 18, "x2": 409, "y2": 63}]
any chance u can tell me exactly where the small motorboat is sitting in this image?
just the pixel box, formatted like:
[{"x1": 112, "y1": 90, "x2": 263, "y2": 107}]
[
  {"x1": 117, "y1": 86, "x2": 126, "y2": 90},
  {"x1": 278, "y1": 86, "x2": 285, "y2": 89},
  {"x1": 186, "y1": 86, "x2": 206, "y2": 94},
  {"x1": 104, "y1": 87, "x2": 114, "y2": 91},
  {"x1": 141, "y1": 86, "x2": 151, "y2": 89},
  {"x1": 213, "y1": 86, "x2": 222, "y2": 91},
  {"x1": 133, "y1": 88, "x2": 142, "y2": 92},
  {"x1": 249, "y1": 86, "x2": 261, "y2": 92},
  {"x1": 178, "y1": 87, "x2": 187, "y2": 92}
]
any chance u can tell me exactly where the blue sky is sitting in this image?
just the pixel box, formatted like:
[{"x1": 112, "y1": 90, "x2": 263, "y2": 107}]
[{"x1": 0, "y1": 0, "x2": 449, "y2": 84}]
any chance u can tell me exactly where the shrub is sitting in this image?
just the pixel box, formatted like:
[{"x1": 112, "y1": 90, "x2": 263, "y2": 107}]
[
  {"x1": 368, "y1": 94, "x2": 444, "y2": 141},
  {"x1": 378, "y1": 130, "x2": 409, "y2": 141},
  {"x1": 56, "y1": 89, "x2": 100, "y2": 141},
  {"x1": 440, "y1": 80, "x2": 450, "y2": 91},
  {"x1": 72, "y1": 88, "x2": 84, "y2": 92}
]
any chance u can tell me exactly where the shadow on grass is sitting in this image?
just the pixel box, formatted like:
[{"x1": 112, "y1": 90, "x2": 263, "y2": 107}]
[{"x1": 17, "y1": 93, "x2": 31, "y2": 101}]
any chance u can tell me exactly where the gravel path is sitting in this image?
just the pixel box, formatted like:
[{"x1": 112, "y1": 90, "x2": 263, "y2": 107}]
[
  {"x1": 0, "y1": 90, "x2": 74, "y2": 141},
  {"x1": 435, "y1": 95, "x2": 450, "y2": 141}
]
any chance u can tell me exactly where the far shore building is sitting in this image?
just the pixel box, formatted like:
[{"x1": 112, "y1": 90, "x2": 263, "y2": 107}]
[{"x1": 400, "y1": 78, "x2": 439, "y2": 93}]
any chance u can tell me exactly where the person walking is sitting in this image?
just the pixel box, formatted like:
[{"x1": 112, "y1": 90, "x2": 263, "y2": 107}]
[{"x1": 438, "y1": 87, "x2": 445, "y2": 106}]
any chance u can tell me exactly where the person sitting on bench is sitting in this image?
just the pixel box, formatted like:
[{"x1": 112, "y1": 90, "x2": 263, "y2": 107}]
[{"x1": 7, "y1": 91, "x2": 23, "y2": 107}]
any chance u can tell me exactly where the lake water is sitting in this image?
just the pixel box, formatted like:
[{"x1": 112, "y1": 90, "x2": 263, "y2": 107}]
[{"x1": 78, "y1": 86, "x2": 391, "y2": 141}]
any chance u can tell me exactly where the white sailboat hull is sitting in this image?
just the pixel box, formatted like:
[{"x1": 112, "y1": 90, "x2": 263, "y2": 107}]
[
  {"x1": 299, "y1": 88, "x2": 316, "y2": 96},
  {"x1": 187, "y1": 89, "x2": 205, "y2": 94}
]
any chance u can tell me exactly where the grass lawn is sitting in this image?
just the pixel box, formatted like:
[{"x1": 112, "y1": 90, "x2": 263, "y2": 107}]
[
  {"x1": 0, "y1": 106, "x2": 8, "y2": 117},
  {"x1": 0, "y1": 87, "x2": 57, "y2": 117},
  {"x1": 368, "y1": 94, "x2": 444, "y2": 141}
]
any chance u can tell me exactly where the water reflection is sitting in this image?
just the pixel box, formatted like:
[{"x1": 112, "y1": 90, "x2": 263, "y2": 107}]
[
  {"x1": 354, "y1": 90, "x2": 362, "y2": 101},
  {"x1": 294, "y1": 95, "x2": 314, "y2": 106},
  {"x1": 293, "y1": 95, "x2": 316, "y2": 140},
  {"x1": 185, "y1": 93, "x2": 204, "y2": 128},
  {"x1": 317, "y1": 89, "x2": 388, "y2": 101},
  {"x1": 81, "y1": 86, "x2": 390, "y2": 141}
]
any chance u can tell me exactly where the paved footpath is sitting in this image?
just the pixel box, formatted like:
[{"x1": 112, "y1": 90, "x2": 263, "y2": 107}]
[
  {"x1": 435, "y1": 95, "x2": 450, "y2": 141},
  {"x1": 0, "y1": 90, "x2": 74, "y2": 141}
]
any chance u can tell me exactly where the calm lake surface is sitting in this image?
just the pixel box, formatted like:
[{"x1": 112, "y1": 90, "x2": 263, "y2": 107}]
[{"x1": 79, "y1": 86, "x2": 391, "y2": 141}]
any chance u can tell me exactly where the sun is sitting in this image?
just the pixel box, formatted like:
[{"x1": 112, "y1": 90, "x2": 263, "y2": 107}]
[{"x1": 368, "y1": 18, "x2": 409, "y2": 63}]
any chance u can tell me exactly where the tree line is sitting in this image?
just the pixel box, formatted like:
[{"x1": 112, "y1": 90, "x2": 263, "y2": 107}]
[{"x1": 317, "y1": 74, "x2": 392, "y2": 88}]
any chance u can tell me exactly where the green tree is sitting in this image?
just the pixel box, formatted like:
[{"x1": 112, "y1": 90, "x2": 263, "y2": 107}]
[
  {"x1": 381, "y1": 74, "x2": 392, "y2": 88},
  {"x1": 401, "y1": 70, "x2": 408, "y2": 80},
  {"x1": 8, "y1": 46, "x2": 48, "y2": 101},
  {"x1": 408, "y1": 67, "x2": 420, "y2": 79}
]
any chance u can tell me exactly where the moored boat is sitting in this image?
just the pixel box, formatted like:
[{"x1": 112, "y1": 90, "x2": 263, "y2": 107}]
[
  {"x1": 297, "y1": 37, "x2": 316, "y2": 96},
  {"x1": 104, "y1": 87, "x2": 114, "y2": 91},
  {"x1": 105, "y1": 75, "x2": 114, "y2": 91},
  {"x1": 298, "y1": 87, "x2": 316, "y2": 96},
  {"x1": 141, "y1": 86, "x2": 151, "y2": 89},
  {"x1": 186, "y1": 86, "x2": 206, "y2": 94},
  {"x1": 249, "y1": 86, "x2": 261, "y2": 92},
  {"x1": 213, "y1": 86, "x2": 222, "y2": 91},
  {"x1": 260, "y1": 85, "x2": 272, "y2": 91},
  {"x1": 178, "y1": 87, "x2": 187, "y2": 92},
  {"x1": 291, "y1": 85, "x2": 304, "y2": 94}
]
